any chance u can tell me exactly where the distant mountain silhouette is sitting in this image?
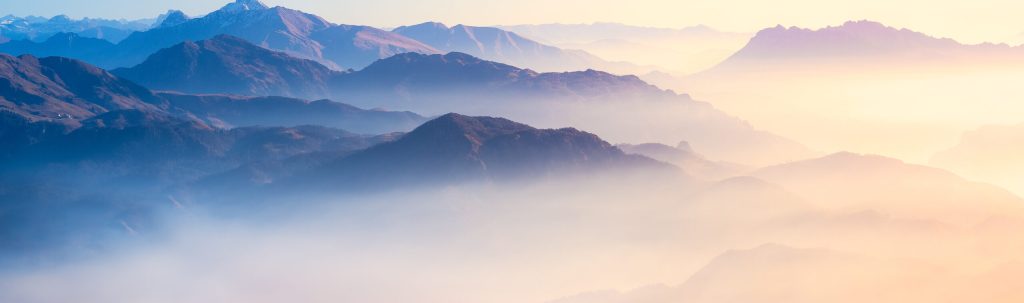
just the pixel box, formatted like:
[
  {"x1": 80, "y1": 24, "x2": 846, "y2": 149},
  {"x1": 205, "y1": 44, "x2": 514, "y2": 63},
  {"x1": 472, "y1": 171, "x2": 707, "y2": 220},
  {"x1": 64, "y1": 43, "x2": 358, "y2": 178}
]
[
  {"x1": 705, "y1": 20, "x2": 1024, "y2": 73},
  {"x1": 158, "y1": 93, "x2": 425, "y2": 134},
  {"x1": 112, "y1": 35, "x2": 341, "y2": 98},
  {"x1": 393, "y1": 22, "x2": 640, "y2": 73},
  {"x1": 0, "y1": 108, "x2": 399, "y2": 251},
  {"x1": 679, "y1": 20, "x2": 1024, "y2": 167},
  {"x1": 752, "y1": 152, "x2": 1024, "y2": 225},
  {"x1": 673, "y1": 244, "x2": 942, "y2": 303},
  {"x1": 0, "y1": 14, "x2": 151, "y2": 43},
  {"x1": 111, "y1": 37, "x2": 812, "y2": 165},
  {"x1": 735, "y1": 21, "x2": 962, "y2": 58},
  {"x1": 226, "y1": 113, "x2": 677, "y2": 193},
  {"x1": 499, "y1": 22, "x2": 751, "y2": 74},
  {"x1": 501, "y1": 22, "x2": 737, "y2": 44},
  {"x1": 1, "y1": 111, "x2": 678, "y2": 250},
  {"x1": 113, "y1": 1, "x2": 336, "y2": 68},
  {"x1": 112, "y1": 38, "x2": 672, "y2": 102},
  {"x1": 154, "y1": 10, "x2": 190, "y2": 28},
  {"x1": 19, "y1": 109, "x2": 393, "y2": 169},
  {"x1": 0, "y1": 53, "x2": 426, "y2": 134},
  {"x1": 219, "y1": 0, "x2": 269, "y2": 12},
  {"x1": 618, "y1": 142, "x2": 747, "y2": 180},
  {"x1": 0, "y1": 0, "x2": 440, "y2": 69},
  {"x1": 930, "y1": 123, "x2": 1024, "y2": 196},
  {"x1": 330, "y1": 51, "x2": 672, "y2": 108},
  {"x1": 0, "y1": 33, "x2": 117, "y2": 65}
]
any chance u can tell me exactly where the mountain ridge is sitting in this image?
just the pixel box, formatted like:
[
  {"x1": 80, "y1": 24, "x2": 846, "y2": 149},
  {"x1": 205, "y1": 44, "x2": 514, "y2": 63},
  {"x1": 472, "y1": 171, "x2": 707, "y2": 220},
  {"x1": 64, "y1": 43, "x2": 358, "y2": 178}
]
[
  {"x1": 0, "y1": 0, "x2": 441, "y2": 70},
  {"x1": 0, "y1": 52, "x2": 427, "y2": 134},
  {"x1": 109, "y1": 35, "x2": 813, "y2": 166},
  {"x1": 393, "y1": 21, "x2": 642, "y2": 73},
  {"x1": 704, "y1": 20, "x2": 1024, "y2": 73}
]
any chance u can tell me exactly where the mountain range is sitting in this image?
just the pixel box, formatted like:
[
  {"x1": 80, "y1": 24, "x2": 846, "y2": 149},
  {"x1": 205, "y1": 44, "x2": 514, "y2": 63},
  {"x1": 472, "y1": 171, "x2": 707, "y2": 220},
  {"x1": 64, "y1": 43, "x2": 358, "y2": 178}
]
[
  {"x1": 500, "y1": 22, "x2": 751, "y2": 74},
  {"x1": 549, "y1": 244, "x2": 954, "y2": 303},
  {"x1": 1, "y1": 108, "x2": 676, "y2": 251},
  {"x1": 110, "y1": 34, "x2": 660, "y2": 105},
  {"x1": 0, "y1": 53, "x2": 165, "y2": 124},
  {"x1": 393, "y1": 22, "x2": 648, "y2": 74},
  {"x1": 0, "y1": 1, "x2": 653, "y2": 75},
  {"x1": 0, "y1": 40, "x2": 689, "y2": 252},
  {"x1": 111, "y1": 35, "x2": 341, "y2": 98},
  {"x1": 222, "y1": 113, "x2": 678, "y2": 195},
  {"x1": 931, "y1": 123, "x2": 1024, "y2": 196},
  {"x1": 0, "y1": 52, "x2": 425, "y2": 134},
  {"x1": 107, "y1": 34, "x2": 811, "y2": 165},
  {"x1": 0, "y1": 14, "x2": 153, "y2": 43},
  {"x1": 0, "y1": 107, "x2": 403, "y2": 251},
  {"x1": 666, "y1": 20, "x2": 1024, "y2": 166},
  {"x1": 752, "y1": 152, "x2": 1023, "y2": 226},
  {"x1": 5, "y1": 3, "x2": 1024, "y2": 302},
  {"x1": 0, "y1": 32, "x2": 118, "y2": 61},
  {"x1": 618, "y1": 142, "x2": 747, "y2": 180},
  {"x1": 0, "y1": 0, "x2": 439, "y2": 70},
  {"x1": 1, "y1": 26, "x2": 807, "y2": 167},
  {"x1": 701, "y1": 20, "x2": 1024, "y2": 74}
]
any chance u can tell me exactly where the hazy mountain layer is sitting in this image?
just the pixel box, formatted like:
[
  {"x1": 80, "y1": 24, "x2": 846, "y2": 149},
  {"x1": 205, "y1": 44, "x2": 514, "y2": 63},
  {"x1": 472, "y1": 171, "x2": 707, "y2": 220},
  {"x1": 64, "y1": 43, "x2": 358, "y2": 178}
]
[
  {"x1": 113, "y1": 37, "x2": 812, "y2": 165},
  {"x1": 500, "y1": 22, "x2": 751, "y2": 74},
  {"x1": 931, "y1": 123, "x2": 1024, "y2": 196},
  {"x1": 0, "y1": 14, "x2": 152, "y2": 43},
  {"x1": 0, "y1": 53, "x2": 426, "y2": 134},
  {"x1": 112, "y1": 35, "x2": 341, "y2": 98},
  {"x1": 677, "y1": 20, "x2": 1024, "y2": 162},
  {"x1": 0, "y1": 0, "x2": 440, "y2": 70},
  {"x1": 393, "y1": 22, "x2": 648, "y2": 74}
]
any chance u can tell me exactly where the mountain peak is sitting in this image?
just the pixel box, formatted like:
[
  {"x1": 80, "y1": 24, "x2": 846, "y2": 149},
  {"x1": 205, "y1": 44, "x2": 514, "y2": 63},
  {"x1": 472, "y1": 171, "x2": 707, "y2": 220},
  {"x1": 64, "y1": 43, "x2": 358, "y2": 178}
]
[
  {"x1": 218, "y1": 0, "x2": 270, "y2": 13},
  {"x1": 842, "y1": 19, "x2": 886, "y2": 27},
  {"x1": 112, "y1": 34, "x2": 340, "y2": 98},
  {"x1": 157, "y1": 10, "x2": 190, "y2": 28},
  {"x1": 48, "y1": 14, "x2": 72, "y2": 23},
  {"x1": 0, "y1": 54, "x2": 163, "y2": 122},
  {"x1": 396, "y1": 21, "x2": 450, "y2": 31},
  {"x1": 728, "y1": 20, "x2": 965, "y2": 62},
  {"x1": 753, "y1": 20, "x2": 897, "y2": 38},
  {"x1": 296, "y1": 112, "x2": 664, "y2": 189},
  {"x1": 45, "y1": 31, "x2": 83, "y2": 41},
  {"x1": 409, "y1": 113, "x2": 533, "y2": 144}
]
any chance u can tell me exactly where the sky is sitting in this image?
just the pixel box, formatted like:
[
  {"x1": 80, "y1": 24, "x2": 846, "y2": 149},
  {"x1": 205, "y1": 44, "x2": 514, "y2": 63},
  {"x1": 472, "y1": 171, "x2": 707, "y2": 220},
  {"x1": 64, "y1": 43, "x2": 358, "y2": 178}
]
[{"x1": 2, "y1": 0, "x2": 1023, "y2": 44}]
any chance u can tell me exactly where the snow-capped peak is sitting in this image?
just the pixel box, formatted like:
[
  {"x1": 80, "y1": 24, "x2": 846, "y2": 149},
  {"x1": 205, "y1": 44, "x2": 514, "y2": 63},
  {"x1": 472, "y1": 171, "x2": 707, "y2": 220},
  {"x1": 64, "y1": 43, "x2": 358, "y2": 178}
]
[{"x1": 218, "y1": 0, "x2": 270, "y2": 13}]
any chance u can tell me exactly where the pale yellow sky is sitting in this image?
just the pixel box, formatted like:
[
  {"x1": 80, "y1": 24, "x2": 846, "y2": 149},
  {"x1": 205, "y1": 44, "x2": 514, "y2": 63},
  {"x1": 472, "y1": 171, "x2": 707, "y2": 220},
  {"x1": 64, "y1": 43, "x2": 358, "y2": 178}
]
[
  {"x1": 8, "y1": 0, "x2": 1024, "y2": 44},
  {"x1": 267, "y1": 0, "x2": 1024, "y2": 45}
]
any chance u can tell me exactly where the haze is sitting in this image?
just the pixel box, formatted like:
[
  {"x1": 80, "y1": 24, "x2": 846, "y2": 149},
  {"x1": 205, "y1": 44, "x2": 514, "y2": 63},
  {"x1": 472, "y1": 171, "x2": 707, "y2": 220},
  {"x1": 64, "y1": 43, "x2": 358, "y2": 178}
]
[{"x1": 2, "y1": 0, "x2": 1023, "y2": 302}]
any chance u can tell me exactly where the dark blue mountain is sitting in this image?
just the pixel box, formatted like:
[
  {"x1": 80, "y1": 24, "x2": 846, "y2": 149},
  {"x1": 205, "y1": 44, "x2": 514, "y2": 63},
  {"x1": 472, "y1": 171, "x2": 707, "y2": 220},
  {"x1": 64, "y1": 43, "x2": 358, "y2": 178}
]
[
  {"x1": 112, "y1": 35, "x2": 341, "y2": 98},
  {"x1": 116, "y1": 37, "x2": 668, "y2": 103},
  {"x1": 0, "y1": 52, "x2": 425, "y2": 134},
  {"x1": 0, "y1": 53, "x2": 165, "y2": 123},
  {"x1": 274, "y1": 113, "x2": 675, "y2": 192},
  {"x1": 0, "y1": 32, "x2": 117, "y2": 65},
  {"x1": 158, "y1": 93, "x2": 425, "y2": 134},
  {"x1": 0, "y1": 0, "x2": 439, "y2": 69},
  {"x1": 0, "y1": 14, "x2": 150, "y2": 43},
  {"x1": 110, "y1": 36, "x2": 812, "y2": 165},
  {"x1": 154, "y1": 10, "x2": 190, "y2": 28},
  {"x1": 0, "y1": 109, "x2": 399, "y2": 253}
]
